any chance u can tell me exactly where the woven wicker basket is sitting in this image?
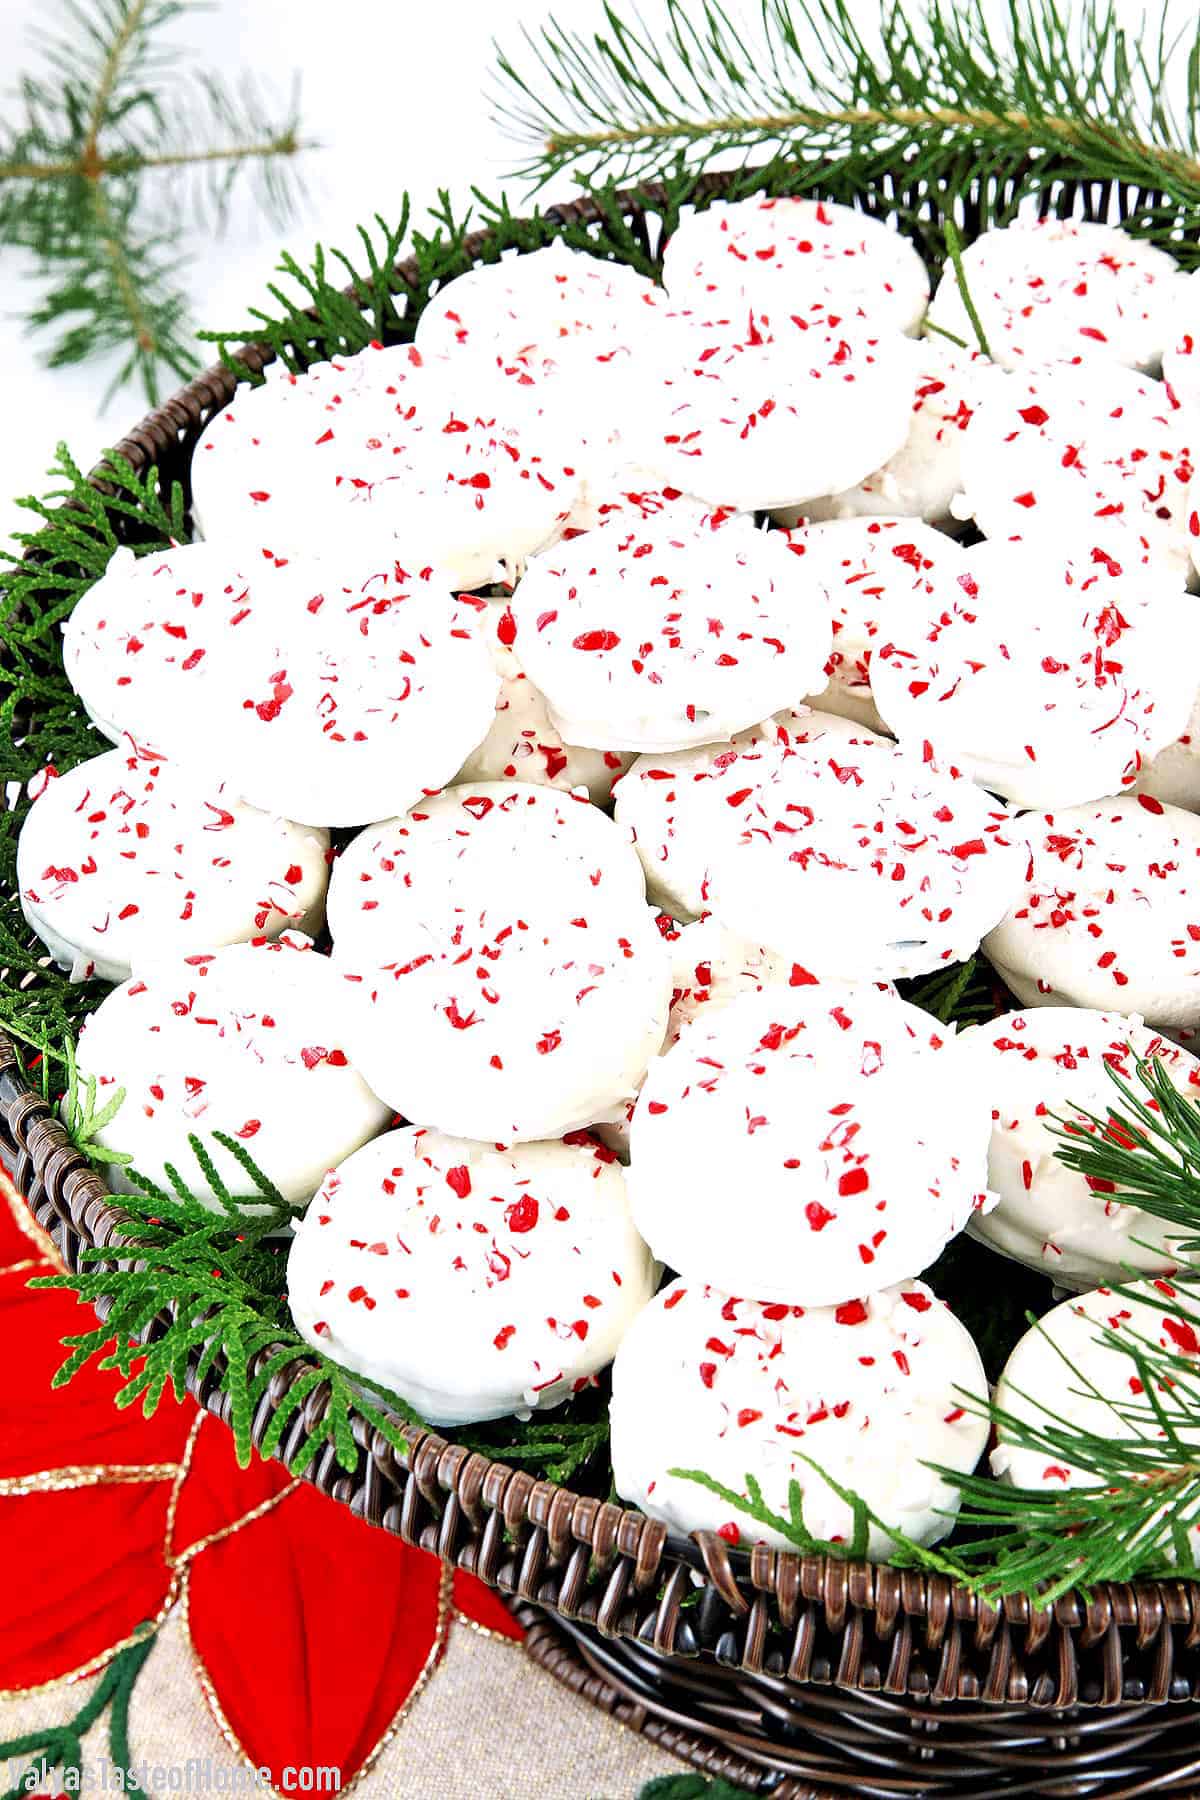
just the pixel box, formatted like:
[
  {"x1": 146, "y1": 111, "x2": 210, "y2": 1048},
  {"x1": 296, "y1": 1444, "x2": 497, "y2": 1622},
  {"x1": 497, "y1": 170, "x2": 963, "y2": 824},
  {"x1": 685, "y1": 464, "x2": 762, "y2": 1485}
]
[{"x1": 5, "y1": 165, "x2": 1200, "y2": 1800}]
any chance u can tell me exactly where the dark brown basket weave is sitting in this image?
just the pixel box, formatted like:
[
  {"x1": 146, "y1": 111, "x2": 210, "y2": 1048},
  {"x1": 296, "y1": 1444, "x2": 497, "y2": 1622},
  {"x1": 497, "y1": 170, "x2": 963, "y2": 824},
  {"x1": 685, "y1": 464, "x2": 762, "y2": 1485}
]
[{"x1": 5, "y1": 167, "x2": 1200, "y2": 1799}]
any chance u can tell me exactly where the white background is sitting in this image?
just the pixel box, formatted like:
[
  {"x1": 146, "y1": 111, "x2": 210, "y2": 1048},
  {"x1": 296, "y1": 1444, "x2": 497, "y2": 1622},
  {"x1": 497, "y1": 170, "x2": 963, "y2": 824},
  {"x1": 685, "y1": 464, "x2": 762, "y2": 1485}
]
[{"x1": 0, "y1": 0, "x2": 568, "y2": 545}]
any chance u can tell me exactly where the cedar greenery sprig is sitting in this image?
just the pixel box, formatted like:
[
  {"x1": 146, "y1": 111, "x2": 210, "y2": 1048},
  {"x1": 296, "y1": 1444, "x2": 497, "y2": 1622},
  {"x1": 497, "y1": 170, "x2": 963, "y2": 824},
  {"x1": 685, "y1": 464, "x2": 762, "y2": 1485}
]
[
  {"x1": 495, "y1": 0, "x2": 1200, "y2": 251},
  {"x1": 2, "y1": 0, "x2": 311, "y2": 404}
]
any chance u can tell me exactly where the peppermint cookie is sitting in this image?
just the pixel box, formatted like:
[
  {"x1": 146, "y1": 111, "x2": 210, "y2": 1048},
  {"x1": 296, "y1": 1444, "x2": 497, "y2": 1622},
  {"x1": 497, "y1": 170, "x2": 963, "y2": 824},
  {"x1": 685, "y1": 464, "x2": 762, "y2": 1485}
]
[
  {"x1": 454, "y1": 599, "x2": 633, "y2": 804},
  {"x1": 927, "y1": 218, "x2": 1183, "y2": 371},
  {"x1": 783, "y1": 517, "x2": 966, "y2": 732},
  {"x1": 779, "y1": 342, "x2": 977, "y2": 528},
  {"x1": 992, "y1": 1280, "x2": 1200, "y2": 1560},
  {"x1": 62, "y1": 541, "x2": 275, "y2": 753},
  {"x1": 627, "y1": 982, "x2": 992, "y2": 1306},
  {"x1": 957, "y1": 1007, "x2": 1200, "y2": 1286},
  {"x1": 18, "y1": 747, "x2": 328, "y2": 984},
  {"x1": 870, "y1": 540, "x2": 1200, "y2": 809},
  {"x1": 982, "y1": 797, "x2": 1200, "y2": 1035},
  {"x1": 339, "y1": 905, "x2": 672, "y2": 1144},
  {"x1": 511, "y1": 516, "x2": 831, "y2": 752},
  {"x1": 1163, "y1": 275, "x2": 1200, "y2": 411},
  {"x1": 191, "y1": 344, "x2": 584, "y2": 589},
  {"x1": 614, "y1": 707, "x2": 887, "y2": 919},
  {"x1": 708, "y1": 737, "x2": 1023, "y2": 981},
  {"x1": 954, "y1": 362, "x2": 1196, "y2": 578},
  {"x1": 327, "y1": 780, "x2": 648, "y2": 961},
  {"x1": 624, "y1": 309, "x2": 917, "y2": 512},
  {"x1": 72, "y1": 932, "x2": 390, "y2": 1208},
  {"x1": 415, "y1": 240, "x2": 661, "y2": 369},
  {"x1": 1136, "y1": 689, "x2": 1200, "y2": 812},
  {"x1": 206, "y1": 552, "x2": 498, "y2": 827},
  {"x1": 661, "y1": 197, "x2": 930, "y2": 336},
  {"x1": 610, "y1": 1277, "x2": 987, "y2": 1556},
  {"x1": 289, "y1": 1127, "x2": 656, "y2": 1425}
]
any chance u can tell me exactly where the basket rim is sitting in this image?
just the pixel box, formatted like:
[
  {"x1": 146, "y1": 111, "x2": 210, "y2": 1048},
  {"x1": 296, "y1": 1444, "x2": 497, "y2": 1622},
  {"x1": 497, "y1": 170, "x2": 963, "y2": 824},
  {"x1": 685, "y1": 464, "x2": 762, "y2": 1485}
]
[{"x1": 6, "y1": 161, "x2": 1200, "y2": 1712}]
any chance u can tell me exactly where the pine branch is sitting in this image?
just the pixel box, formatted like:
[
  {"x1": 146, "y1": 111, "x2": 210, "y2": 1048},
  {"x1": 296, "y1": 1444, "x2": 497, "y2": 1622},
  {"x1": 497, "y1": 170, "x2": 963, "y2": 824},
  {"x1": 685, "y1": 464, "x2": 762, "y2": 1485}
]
[
  {"x1": 494, "y1": 0, "x2": 1200, "y2": 250},
  {"x1": 1048, "y1": 1057, "x2": 1200, "y2": 1250},
  {"x1": 0, "y1": 0, "x2": 312, "y2": 402}
]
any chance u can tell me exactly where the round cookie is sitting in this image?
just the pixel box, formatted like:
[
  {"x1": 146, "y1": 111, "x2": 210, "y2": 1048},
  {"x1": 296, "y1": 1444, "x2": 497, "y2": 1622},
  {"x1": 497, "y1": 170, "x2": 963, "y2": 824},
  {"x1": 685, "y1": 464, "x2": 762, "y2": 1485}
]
[
  {"x1": 778, "y1": 342, "x2": 978, "y2": 528},
  {"x1": 623, "y1": 307, "x2": 918, "y2": 512},
  {"x1": 707, "y1": 736, "x2": 1024, "y2": 981},
  {"x1": 338, "y1": 904, "x2": 672, "y2": 1145},
  {"x1": 415, "y1": 239, "x2": 661, "y2": 366},
  {"x1": 205, "y1": 553, "x2": 499, "y2": 828},
  {"x1": 71, "y1": 932, "x2": 390, "y2": 1208},
  {"x1": 453, "y1": 598, "x2": 633, "y2": 804},
  {"x1": 870, "y1": 539, "x2": 1200, "y2": 809},
  {"x1": 327, "y1": 780, "x2": 649, "y2": 961},
  {"x1": 17, "y1": 746, "x2": 329, "y2": 984},
  {"x1": 511, "y1": 514, "x2": 832, "y2": 752},
  {"x1": 926, "y1": 218, "x2": 1183, "y2": 371},
  {"x1": 1163, "y1": 274, "x2": 1200, "y2": 411},
  {"x1": 288, "y1": 1126, "x2": 657, "y2": 1426},
  {"x1": 982, "y1": 796, "x2": 1200, "y2": 1036},
  {"x1": 782, "y1": 516, "x2": 966, "y2": 733},
  {"x1": 957, "y1": 1007, "x2": 1200, "y2": 1286},
  {"x1": 610, "y1": 1276, "x2": 987, "y2": 1556},
  {"x1": 190, "y1": 343, "x2": 585, "y2": 590},
  {"x1": 991, "y1": 1279, "x2": 1200, "y2": 1561},
  {"x1": 627, "y1": 982, "x2": 993, "y2": 1306},
  {"x1": 1136, "y1": 688, "x2": 1200, "y2": 812},
  {"x1": 954, "y1": 362, "x2": 1196, "y2": 579},
  {"x1": 613, "y1": 707, "x2": 888, "y2": 920},
  {"x1": 62, "y1": 540, "x2": 277, "y2": 753},
  {"x1": 661, "y1": 196, "x2": 930, "y2": 336}
]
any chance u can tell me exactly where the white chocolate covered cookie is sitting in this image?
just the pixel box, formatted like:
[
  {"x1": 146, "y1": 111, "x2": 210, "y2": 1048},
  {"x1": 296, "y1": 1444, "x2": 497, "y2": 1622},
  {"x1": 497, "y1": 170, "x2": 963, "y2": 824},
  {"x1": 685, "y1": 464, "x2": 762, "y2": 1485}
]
[
  {"x1": 707, "y1": 736, "x2": 1024, "y2": 981},
  {"x1": 957, "y1": 1007, "x2": 1200, "y2": 1286},
  {"x1": 870, "y1": 539, "x2": 1200, "y2": 809},
  {"x1": 18, "y1": 747, "x2": 328, "y2": 984},
  {"x1": 611, "y1": 1276, "x2": 987, "y2": 1555},
  {"x1": 71, "y1": 932, "x2": 390, "y2": 1207},
  {"x1": 662, "y1": 196, "x2": 930, "y2": 336},
  {"x1": 512, "y1": 515, "x2": 831, "y2": 752},
  {"x1": 627, "y1": 982, "x2": 992, "y2": 1305},
  {"x1": 983, "y1": 797, "x2": 1200, "y2": 1034},
  {"x1": 288, "y1": 1126, "x2": 657, "y2": 1426}
]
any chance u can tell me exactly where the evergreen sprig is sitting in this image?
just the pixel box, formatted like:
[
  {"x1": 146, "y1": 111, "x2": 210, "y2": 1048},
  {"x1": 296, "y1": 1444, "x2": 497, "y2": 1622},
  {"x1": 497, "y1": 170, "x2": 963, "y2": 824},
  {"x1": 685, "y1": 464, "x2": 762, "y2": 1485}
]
[
  {"x1": 2, "y1": 0, "x2": 311, "y2": 403},
  {"x1": 495, "y1": 0, "x2": 1200, "y2": 244},
  {"x1": 1048, "y1": 1055, "x2": 1200, "y2": 1251}
]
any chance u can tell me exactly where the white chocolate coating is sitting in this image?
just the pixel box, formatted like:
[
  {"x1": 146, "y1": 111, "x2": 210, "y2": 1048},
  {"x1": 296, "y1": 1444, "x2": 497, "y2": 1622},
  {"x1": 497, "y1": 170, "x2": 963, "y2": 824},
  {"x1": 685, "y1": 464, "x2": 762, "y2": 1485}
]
[
  {"x1": 870, "y1": 539, "x2": 1200, "y2": 809},
  {"x1": 992, "y1": 1279, "x2": 1200, "y2": 1562},
  {"x1": 72, "y1": 932, "x2": 390, "y2": 1208},
  {"x1": 1163, "y1": 273, "x2": 1200, "y2": 411},
  {"x1": 327, "y1": 780, "x2": 649, "y2": 962},
  {"x1": 512, "y1": 515, "x2": 832, "y2": 752},
  {"x1": 613, "y1": 707, "x2": 887, "y2": 920},
  {"x1": 954, "y1": 362, "x2": 1196, "y2": 580},
  {"x1": 191, "y1": 344, "x2": 585, "y2": 590},
  {"x1": 662, "y1": 197, "x2": 930, "y2": 336},
  {"x1": 206, "y1": 553, "x2": 499, "y2": 828},
  {"x1": 610, "y1": 1276, "x2": 988, "y2": 1556},
  {"x1": 983, "y1": 796, "x2": 1200, "y2": 1034},
  {"x1": 782, "y1": 517, "x2": 966, "y2": 733},
  {"x1": 622, "y1": 307, "x2": 917, "y2": 512},
  {"x1": 453, "y1": 597, "x2": 633, "y2": 803},
  {"x1": 1136, "y1": 687, "x2": 1200, "y2": 812},
  {"x1": 338, "y1": 905, "x2": 672, "y2": 1145},
  {"x1": 627, "y1": 982, "x2": 993, "y2": 1306},
  {"x1": 17, "y1": 747, "x2": 329, "y2": 984},
  {"x1": 957, "y1": 1007, "x2": 1200, "y2": 1286},
  {"x1": 927, "y1": 218, "x2": 1183, "y2": 371},
  {"x1": 707, "y1": 737, "x2": 1024, "y2": 981},
  {"x1": 62, "y1": 541, "x2": 276, "y2": 753},
  {"x1": 288, "y1": 1126, "x2": 657, "y2": 1426},
  {"x1": 779, "y1": 342, "x2": 979, "y2": 528}
]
